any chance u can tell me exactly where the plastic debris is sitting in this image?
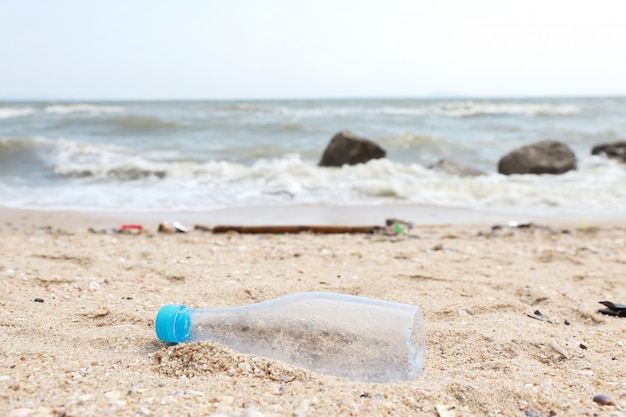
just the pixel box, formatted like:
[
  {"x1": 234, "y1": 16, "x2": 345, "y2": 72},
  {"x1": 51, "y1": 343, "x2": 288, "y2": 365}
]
[
  {"x1": 120, "y1": 224, "x2": 143, "y2": 232},
  {"x1": 155, "y1": 292, "x2": 425, "y2": 382},
  {"x1": 158, "y1": 221, "x2": 193, "y2": 233},
  {"x1": 598, "y1": 301, "x2": 626, "y2": 317}
]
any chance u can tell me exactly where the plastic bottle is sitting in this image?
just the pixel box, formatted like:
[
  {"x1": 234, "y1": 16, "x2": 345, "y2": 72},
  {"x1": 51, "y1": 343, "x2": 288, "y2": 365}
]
[{"x1": 155, "y1": 292, "x2": 425, "y2": 382}]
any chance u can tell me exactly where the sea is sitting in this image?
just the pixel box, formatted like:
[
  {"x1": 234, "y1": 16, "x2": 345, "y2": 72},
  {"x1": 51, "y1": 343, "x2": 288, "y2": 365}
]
[{"x1": 1, "y1": 97, "x2": 625, "y2": 223}]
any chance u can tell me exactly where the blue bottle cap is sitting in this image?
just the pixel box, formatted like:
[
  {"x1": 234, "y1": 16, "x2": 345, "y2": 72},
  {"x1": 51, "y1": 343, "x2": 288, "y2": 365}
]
[{"x1": 155, "y1": 305, "x2": 190, "y2": 343}]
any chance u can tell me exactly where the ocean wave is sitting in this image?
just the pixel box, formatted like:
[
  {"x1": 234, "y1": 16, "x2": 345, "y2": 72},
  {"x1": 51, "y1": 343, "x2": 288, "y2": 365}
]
[
  {"x1": 49, "y1": 138, "x2": 168, "y2": 180},
  {"x1": 253, "y1": 102, "x2": 582, "y2": 120},
  {"x1": 55, "y1": 162, "x2": 168, "y2": 181},
  {"x1": 215, "y1": 103, "x2": 290, "y2": 116},
  {"x1": 235, "y1": 156, "x2": 626, "y2": 208},
  {"x1": 382, "y1": 102, "x2": 580, "y2": 118},
  {"x1": 45, "y1": 104, "x2": 125, "y2": 114},
  {"x1": 0, "y1": 106, "x2": 36, "y2": 119},
  {"x1": 106, "y1": 115, "x2": 181, "y2": 131},
  {"x1": 231, "y1": 103, "x2": 285, "y2": 112},
  {"x1": 1, "y1": 153, "x2": 625, "y2": 212},
  {"x1": 0, "y1": 135, "x2": 55, "y2": 157}
]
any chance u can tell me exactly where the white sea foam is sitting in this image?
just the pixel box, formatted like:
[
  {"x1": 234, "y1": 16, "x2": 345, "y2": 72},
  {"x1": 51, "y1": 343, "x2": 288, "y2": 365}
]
[
  {"x1": 0, "y1": 106, "x2": 36, "y2": 119},
  {"x1": 2, "y1": 157, "x2": 625, "y2": 216},
  {"x1": 382, "y1": 102, "x2": 580, "y2": 118},
  {"x1": 45, "y1": 104, "x2": 124, "y2": 114},
  {"x1": 10, "y1": 139, "x2": 620, "y2": 212},
  {"x1": 275, "y1": 101, "x2": 581, "y2": 119}
]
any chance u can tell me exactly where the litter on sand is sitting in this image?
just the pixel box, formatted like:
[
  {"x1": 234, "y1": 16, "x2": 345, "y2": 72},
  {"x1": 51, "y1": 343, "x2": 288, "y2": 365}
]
[{"x1": 597, "y1": 301, "x2": 626, "y2": 317}]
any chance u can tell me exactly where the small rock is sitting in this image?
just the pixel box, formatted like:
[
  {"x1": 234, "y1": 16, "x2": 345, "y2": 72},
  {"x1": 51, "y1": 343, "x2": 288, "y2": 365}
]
[
  {"x1": 238, "y1": 362, "x2": 252, "y2": 373},
  {"x1": 105, "y1": 390, "x2": 122, "y2": 400},
  {"x1": 241, "y1": 409, "x2": 265, "y2": 417},
  {"x1": 435, "y1": 404, "x2": 456, "y2": 417},
  {"x1": 7, "y1": 408, "x2": 56, "y2": 417},
  {"x1": 7, "y1": 409, "x2": 35, "y2": 417},
  {"x1": 592, "y1": 394, "x2": 615, "y2": 406},
  {"x1": 591, "y1": 141, "x2": 626, "y2": 163}
]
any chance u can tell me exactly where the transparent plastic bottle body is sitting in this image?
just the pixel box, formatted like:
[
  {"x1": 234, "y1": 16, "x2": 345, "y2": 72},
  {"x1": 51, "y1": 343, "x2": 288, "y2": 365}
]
[{"x1": 156, "y1": 292, "x2": 425, "y2": 382}]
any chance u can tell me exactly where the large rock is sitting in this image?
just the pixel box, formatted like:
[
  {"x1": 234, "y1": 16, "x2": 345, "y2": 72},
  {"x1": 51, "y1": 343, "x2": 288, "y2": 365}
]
[
  {"x1": 498, "y1": 140, "x2": 577, "y2": 175},
  {"x1": 591, "y1": 141, "x2": 626, "y2": 163},
  {"x1": 429, "y1": 159, "x2": 486, "y2": 177},
  {"x1": 318, "y1": 131, "x2": 386, "y2": 167}
]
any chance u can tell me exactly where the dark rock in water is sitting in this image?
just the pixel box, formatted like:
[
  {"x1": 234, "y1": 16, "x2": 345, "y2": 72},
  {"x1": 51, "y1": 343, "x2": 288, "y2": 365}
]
[
  {"x1": 429, "y1": 159, "x2": 486, "y2": 177},
  {"x1": 591, "y1": 140, "x2": 626, "y2": 162},
  {"x1": 498, "y1": 140, "x2": 576, "y2": 175},
  {"x1": 318, "y1": 130, "x2": 386, "y2": 167}
]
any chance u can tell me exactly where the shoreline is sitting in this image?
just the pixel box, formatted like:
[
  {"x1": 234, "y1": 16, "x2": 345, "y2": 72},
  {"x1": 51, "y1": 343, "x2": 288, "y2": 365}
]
[{"x1": 3, "y1": 204, "x2": 626, "y2": 233}]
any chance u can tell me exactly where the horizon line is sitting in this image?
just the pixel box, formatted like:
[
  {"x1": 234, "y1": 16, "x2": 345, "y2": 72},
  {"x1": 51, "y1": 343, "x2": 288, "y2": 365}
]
[{"x1": 1, "y1": 93, "x2": 626, "y2": 102}]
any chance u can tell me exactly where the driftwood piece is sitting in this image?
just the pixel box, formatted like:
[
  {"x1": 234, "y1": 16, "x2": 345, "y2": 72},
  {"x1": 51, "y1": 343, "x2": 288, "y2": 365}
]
[{"x1": 196, "y1": 225, "x2": 380, "y2": 234}]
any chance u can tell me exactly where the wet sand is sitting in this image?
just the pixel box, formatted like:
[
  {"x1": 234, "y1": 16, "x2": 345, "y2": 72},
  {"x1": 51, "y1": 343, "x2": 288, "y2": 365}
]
[{"x1": 1, "y1": 207, "x2": 626, "y2": 416}]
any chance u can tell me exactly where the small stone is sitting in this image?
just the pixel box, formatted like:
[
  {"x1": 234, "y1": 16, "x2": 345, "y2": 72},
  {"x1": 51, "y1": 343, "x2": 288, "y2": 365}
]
[
  {"x1": 592, "y1": 394, "x2": 615, "y2": 406},
  {"x1": 238, "y1": 362, "x2": 252, "y2": 373},
  {"x1": 137, "y1": 407, "x2": 151, "y2": 416},
  {"x1": 435, "y1": 404, "x2": 456, "y2": 417},
  {"x1": 7, "y1": 409, "x2": 34, "y2": 417},
  {"x1": 7, "y1": 407, "x2": 55, "y2": 417},
  {"x1": 241, "y1": 409, "x2": 265, "y2": 417},
  {"x1": 105, "y1": 390, "x2": 122, "y2": 400}
]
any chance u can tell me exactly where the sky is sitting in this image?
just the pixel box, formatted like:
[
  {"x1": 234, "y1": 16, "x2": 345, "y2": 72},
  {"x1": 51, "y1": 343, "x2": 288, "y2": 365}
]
[{"x1": 1, "y1": 0, "x2": 626, "y2": 100}]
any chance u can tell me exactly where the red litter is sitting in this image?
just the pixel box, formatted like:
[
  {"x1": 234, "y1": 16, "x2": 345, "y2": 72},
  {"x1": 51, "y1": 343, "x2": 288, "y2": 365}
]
[{"x1": 120, "y1": 224, "x2": 143, "y2": 231}]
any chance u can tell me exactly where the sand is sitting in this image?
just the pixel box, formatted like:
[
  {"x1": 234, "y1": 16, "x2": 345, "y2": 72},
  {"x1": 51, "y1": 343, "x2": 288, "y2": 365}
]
[{"x1": 1, "y1": 207, "x2": 626, "y2": 416}]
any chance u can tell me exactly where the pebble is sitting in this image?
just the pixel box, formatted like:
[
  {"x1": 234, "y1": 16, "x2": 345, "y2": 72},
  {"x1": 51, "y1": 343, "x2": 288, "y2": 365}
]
[
  {"x1": 592, "y1": 394, "x2": 615, "y2": 406},
  {"x1": 105, "y1": 390, "x2": 122, "y2": 400},
  {"x1": 7, "y1": 408, "x2": 56, "y2": 417},
  {"x1": 238, "y1": 361, "x2": 252, "y2": 373},
  {"x1": 241, "y1": 409, "x2": 265, "y2": 417}
]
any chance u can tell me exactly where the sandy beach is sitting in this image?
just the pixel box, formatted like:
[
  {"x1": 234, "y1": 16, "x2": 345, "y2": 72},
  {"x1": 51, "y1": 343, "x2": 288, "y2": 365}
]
[{"x1": 1, "y1": 207, "x2": 626, "y2": 417}]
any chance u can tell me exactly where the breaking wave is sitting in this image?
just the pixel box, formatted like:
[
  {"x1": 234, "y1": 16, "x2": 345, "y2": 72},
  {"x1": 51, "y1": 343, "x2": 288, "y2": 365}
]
[
  {"x1": 0, "y1": 106, "x2": 36, "y2": 119},
  {"x1": 381, "y1": 102, "x2": 580, "y2": 118},
  {"x1": 44, "y1": 104, "x2": 125, "y2": 114}
]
